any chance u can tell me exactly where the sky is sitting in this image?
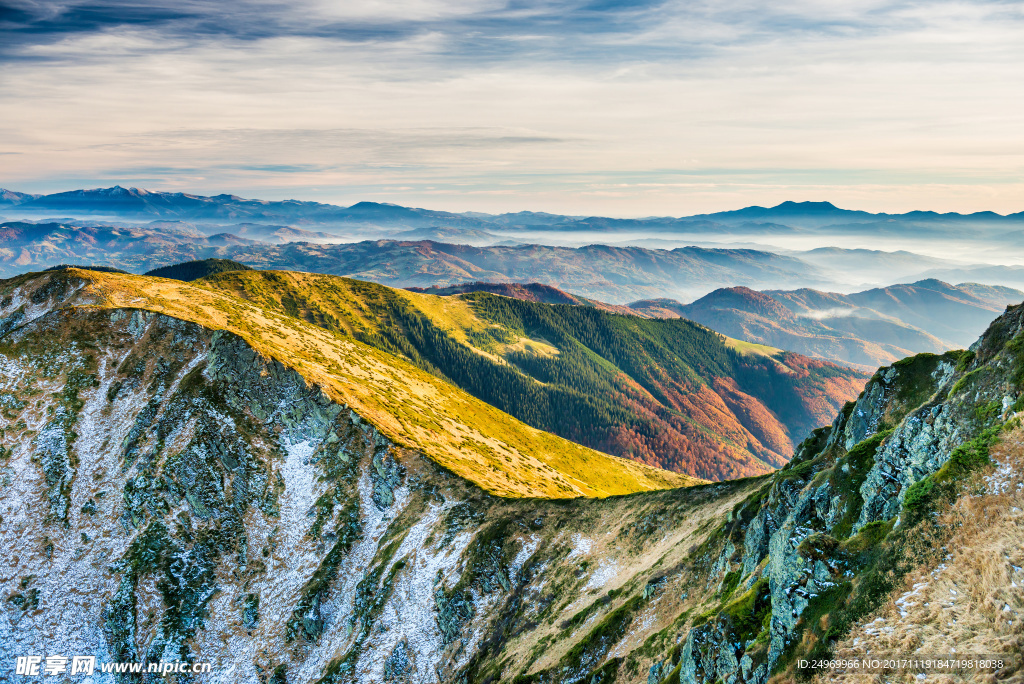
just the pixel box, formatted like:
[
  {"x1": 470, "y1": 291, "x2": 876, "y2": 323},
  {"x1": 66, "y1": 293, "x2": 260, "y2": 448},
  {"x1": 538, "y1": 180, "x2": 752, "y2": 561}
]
[{"x1": 0, "y1": 0, "x2": 1022, "y2": 216}]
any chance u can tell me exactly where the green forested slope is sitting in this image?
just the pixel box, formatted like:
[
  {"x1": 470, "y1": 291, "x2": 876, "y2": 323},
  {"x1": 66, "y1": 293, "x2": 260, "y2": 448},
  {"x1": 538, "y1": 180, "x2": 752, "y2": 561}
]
[
  {"x1": 200, "y1": 271, "x2": 868, "y2": 479},
  {"x1": 145, "y1": 257, "x2": 252, "y2": 281}
]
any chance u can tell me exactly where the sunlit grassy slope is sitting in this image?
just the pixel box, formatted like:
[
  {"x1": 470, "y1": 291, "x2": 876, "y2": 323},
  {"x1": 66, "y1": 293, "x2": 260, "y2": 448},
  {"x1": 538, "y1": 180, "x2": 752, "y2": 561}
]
[
  {"x1": 26, "y1": 269, "x2": 699, "y2": 498},
  {"x1": 196, "y1": 270, "x2": 868, "y2": 480}
]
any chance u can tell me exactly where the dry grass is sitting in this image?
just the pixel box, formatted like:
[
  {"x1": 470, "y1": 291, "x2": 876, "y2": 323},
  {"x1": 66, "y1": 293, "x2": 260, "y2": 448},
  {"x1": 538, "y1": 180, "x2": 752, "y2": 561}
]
[
  {"x1": 481, "y1": 478, "x2": 765, "y2": 680},
  {"x1": 21, "y1": 269, "x2": 702, "y2": 499},
  {"x1": 808, "y1": 429, "x2": 1024, "y2": 684},
  {"x1": 725, "y1": 336, "x2": 783, "y2": 358}
]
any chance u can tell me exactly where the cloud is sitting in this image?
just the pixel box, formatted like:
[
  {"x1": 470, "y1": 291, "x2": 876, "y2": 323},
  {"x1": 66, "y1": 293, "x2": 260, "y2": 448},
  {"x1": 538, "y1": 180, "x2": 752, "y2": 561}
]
[
  {"x1": 795, "y1": 307, "x2": 860, "y2": 320},
  {"x1": 7, "y1": 0, "x2": 968, "y2": 64},
  {"x1": 0, "y1": 0, "x2": 1022, "y2": 215}
]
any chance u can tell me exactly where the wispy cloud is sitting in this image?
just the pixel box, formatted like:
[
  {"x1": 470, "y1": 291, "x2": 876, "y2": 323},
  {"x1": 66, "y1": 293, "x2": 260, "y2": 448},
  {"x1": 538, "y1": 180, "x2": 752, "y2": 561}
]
[{"x1": 0, "y1": 0, "x2": 1022, "y2": 214}]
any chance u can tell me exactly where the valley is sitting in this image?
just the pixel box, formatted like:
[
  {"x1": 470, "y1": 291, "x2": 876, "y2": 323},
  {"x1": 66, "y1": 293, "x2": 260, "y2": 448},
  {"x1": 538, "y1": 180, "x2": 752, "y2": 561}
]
[{"x1": 403, "y1": 277, "x2": 1024, "y2": 374}]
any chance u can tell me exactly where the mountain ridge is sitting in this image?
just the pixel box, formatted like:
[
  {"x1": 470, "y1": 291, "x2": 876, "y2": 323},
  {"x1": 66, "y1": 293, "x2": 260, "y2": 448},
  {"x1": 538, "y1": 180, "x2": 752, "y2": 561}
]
[
  {"x1": 3, "y1": 186, "x2": 1022, "y2": 228},
  {"x1": 1, "y1": 268, "x2": 696, "y2": 497},
  {"x1": 198, "y1": 269, "x2": 869, "y2": 479},
  {"x1": 395, "y1": 277, "x2": 1024, "y2": 371}
]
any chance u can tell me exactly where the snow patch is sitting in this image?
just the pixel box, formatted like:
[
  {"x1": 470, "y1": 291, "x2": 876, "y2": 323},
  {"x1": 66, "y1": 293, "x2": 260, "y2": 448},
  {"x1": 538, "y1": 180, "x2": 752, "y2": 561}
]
[
  {"x1": 354, "y1": 500, "x2": 472, "y2": 684},
  {"x1": 585, "y1": 559, "x2": 619, "y2": 593},
  {"x1": 567, "y1": 533, "x2": 592, "y2": 559}
]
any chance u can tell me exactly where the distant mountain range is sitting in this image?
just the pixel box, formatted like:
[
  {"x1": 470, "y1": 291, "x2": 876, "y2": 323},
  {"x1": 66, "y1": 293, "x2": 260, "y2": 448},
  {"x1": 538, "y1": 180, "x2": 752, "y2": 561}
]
[
  {"x1": 673, "y1": 280, "x2": 1021, "y2": 369},
  {"x1": 0, "y1": 220, "x2": 829, "y2": 299},
  {"x1": 411, "y1": 278, "x2": 1024, "y2": 370},
  {"x1": 4, "y1": 217, "x2": 1023, "y2": 358},
  {"x1": 0, "y1": 220, "x2": 257, "y2": 275},
  {"x1": 690, "y1": 200, "x2": 1024, "y2": 228},
  {"x1": 170, "y1": 221, "x2": 339, "y2": 243},
  {"x1": 4, "y1": 185, "x2": 1024, "y2": 324},
  {"x1": 0, "y1": 189, "x2": 40, "y2": 205},
  {"x1": 389, "y1": 226, "x2": 521, "y2": 245},
  {"x1": 795, "y1": 247, "x2": 952, "y2": 285},
  {"x1": 0, "y1": 186, "x2": 492, "y2": 227},
  {"x1": 768, "y1": 280, "x2": 1021, "y2": 346},
  {"x1": 2, "y1": 187, "x2": 1022, "y2": 233},
  {"x1": 215, "y1": 240, "x2": 828, "y2": 301}
]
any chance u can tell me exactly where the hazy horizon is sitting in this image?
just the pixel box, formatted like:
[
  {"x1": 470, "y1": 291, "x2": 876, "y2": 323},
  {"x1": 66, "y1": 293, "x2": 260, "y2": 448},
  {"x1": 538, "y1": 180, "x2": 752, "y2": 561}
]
[{"x1": 2, "y1": 184, "x2": 1023, "y2": 221}]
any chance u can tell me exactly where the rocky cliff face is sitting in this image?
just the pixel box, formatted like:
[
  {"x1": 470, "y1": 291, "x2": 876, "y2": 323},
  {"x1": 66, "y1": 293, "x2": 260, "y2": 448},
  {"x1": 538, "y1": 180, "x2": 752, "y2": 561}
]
[
  {"x1": 2, "y1": 275, "x2": 1021, "y2": 683},
  {"x1": 671, "y1": 303, "x2": 1024, "y2": 684}
]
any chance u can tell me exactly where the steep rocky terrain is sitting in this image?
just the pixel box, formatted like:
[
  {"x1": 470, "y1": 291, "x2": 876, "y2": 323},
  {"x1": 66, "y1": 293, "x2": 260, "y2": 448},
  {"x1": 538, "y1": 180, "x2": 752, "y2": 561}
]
[
  {"x1": 657, "y1": 309, "x2": 1024, "y2": 684},
  {"x1": 0, "y1": 270, "x2": 724, "y2": 684},
  {"x1": 2, "y1": 269, "x2": 1023, "y2": 683}
]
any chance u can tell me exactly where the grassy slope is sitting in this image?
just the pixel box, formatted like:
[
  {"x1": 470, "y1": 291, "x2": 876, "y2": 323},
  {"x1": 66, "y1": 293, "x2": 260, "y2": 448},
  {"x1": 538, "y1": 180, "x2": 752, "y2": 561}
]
[
  {"x1": 406, "y1": 281, "x2": 644, "y2": 316},
  {"x1": 13, "y1": 268, "x2": 698, "y2": 498},
  {"x1": 197, "y1": 270, "x2": 868, "y2": 481}
]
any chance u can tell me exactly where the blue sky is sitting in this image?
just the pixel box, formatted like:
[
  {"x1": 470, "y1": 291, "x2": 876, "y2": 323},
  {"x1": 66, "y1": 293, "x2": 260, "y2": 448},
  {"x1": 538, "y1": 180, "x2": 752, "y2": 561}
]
[{"x1": 0, "y1": 0, "x2": 1022, "y2": 215}]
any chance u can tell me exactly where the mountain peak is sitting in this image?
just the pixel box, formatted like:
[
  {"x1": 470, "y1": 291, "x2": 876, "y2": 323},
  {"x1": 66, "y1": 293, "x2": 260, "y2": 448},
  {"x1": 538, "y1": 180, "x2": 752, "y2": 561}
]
[
  {"x1": 0, "y1": 188, "x2": 41, "y2": 205},
  {"x1": 103, "y1": 185, "x2": 150, "y2": 197},
  {"x1": 349, "y1": 200, "x2": 402, "y2": 209},
  {"x1": 909, "y1": 278, "x2": 955, "y2": 290},
  {"x1": 771, "y1": 200, "x2": 839, "y2": 211},
  {"x1": 686, "y1": 286, "x2": 795, "y2": 320}
]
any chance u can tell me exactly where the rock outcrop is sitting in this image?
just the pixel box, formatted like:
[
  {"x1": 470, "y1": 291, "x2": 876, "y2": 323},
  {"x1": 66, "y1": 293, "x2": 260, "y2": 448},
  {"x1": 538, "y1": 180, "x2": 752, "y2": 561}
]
[{"x1": 674, "y1": 303, "x2": 1024, "y2": 683}]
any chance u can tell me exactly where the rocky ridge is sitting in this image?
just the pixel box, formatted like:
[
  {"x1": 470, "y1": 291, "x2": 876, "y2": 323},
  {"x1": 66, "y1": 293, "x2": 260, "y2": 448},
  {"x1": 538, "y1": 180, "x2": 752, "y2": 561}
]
[
  {"x1": 2, "y1": 273, "x2": 1023, "y2": 682},
  {"x1": 669, "y1": 304, "x2": 1024, "y2": 683},
  {"x1": 0, "y1": 273, "x2": 746, "y2": 682}
]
